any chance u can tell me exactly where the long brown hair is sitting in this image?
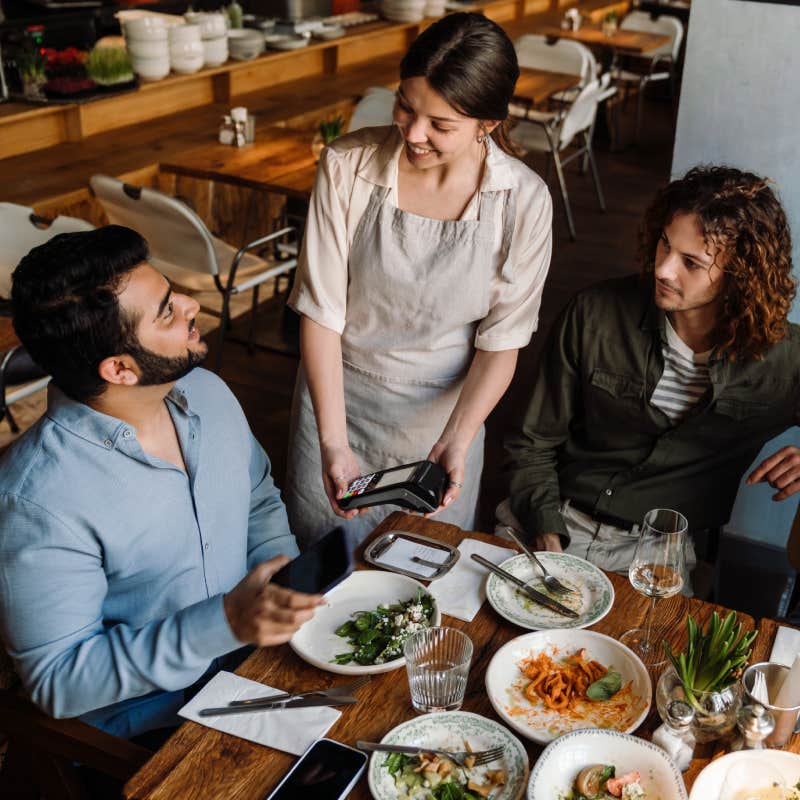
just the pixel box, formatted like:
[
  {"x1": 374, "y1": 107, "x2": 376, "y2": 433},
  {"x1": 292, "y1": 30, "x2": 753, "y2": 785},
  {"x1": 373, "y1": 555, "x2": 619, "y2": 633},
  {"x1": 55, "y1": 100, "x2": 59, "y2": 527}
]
[
  {"x1": 399, "y1": 13, "x2": 519, "y2": 156},
  {"x1": 638, "y1": 165, "x2": 795, "y2": 361}
]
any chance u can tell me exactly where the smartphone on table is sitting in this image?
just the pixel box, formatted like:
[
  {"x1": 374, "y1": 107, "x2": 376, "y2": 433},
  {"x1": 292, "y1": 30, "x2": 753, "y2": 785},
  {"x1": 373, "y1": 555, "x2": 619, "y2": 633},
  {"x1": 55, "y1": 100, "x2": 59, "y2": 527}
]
[
  {"x1": 270, "y1": 527, "x2": 354, "y2": 595},
  {"x1": 264, "y1": 738, "x2": 367, "y2": 800}
]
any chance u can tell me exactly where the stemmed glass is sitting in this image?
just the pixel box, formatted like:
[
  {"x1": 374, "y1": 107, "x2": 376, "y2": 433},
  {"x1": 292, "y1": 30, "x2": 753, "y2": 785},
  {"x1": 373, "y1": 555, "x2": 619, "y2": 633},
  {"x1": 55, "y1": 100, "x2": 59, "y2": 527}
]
[{"x1": 620, "y1": 508, "x2": 687, "y2": 667}]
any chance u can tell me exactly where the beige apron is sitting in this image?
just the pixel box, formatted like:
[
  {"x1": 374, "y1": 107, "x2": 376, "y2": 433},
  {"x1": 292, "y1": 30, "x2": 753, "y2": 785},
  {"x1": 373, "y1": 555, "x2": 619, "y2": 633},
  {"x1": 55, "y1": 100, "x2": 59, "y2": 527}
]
[{"x1": 287, "y1": 183, "x2": 515, "y2": 547}]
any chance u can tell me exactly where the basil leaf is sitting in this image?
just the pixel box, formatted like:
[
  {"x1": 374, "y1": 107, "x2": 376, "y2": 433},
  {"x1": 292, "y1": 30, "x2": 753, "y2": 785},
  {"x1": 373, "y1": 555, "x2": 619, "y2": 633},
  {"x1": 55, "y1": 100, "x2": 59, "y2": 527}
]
[{"x1": 586, "y1": 670, "x2": 622, "y2": 701}]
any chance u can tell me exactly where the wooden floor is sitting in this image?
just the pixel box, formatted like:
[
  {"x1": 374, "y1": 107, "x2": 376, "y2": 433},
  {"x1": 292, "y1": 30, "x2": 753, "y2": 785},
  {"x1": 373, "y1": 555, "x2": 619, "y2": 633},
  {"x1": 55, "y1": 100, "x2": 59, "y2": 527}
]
[{"x1": 209, "y1": 93, "x2": 676, "y2": 532}]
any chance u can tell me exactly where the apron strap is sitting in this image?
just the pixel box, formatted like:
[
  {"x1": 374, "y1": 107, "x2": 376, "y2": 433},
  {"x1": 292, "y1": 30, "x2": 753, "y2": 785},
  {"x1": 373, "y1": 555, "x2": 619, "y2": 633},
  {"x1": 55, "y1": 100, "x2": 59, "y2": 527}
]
[{"x1": 480, "y1": 190, "x2": 517, "y2": 284}]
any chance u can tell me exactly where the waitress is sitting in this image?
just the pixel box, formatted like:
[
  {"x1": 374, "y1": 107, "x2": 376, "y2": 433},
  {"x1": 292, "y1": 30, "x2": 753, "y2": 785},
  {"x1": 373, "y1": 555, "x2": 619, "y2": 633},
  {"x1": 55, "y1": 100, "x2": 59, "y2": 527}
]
[{"x1": 286, "y1": 12, "x2": 553, "y2": 546}]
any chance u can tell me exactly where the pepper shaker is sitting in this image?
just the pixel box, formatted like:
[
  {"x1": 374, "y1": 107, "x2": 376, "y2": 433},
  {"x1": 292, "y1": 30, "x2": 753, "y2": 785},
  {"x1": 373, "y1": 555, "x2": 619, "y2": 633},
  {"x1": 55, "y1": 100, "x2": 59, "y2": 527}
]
[{"x1": 731, "y1": 704, "x2": 775, "y2": 751}]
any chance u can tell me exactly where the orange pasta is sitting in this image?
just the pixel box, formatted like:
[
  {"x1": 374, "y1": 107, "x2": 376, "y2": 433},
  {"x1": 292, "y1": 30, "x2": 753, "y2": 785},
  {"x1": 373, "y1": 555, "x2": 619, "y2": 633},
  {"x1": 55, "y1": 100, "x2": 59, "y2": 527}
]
[{"x1": 519, "y1": 648, "x2": 609, "y2": 710}]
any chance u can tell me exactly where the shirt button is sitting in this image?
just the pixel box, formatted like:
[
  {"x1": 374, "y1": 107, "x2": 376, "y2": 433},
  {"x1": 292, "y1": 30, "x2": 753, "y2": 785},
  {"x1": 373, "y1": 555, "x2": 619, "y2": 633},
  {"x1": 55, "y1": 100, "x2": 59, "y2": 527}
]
[
  {"x1": 104, "y1": 439, "x2": 113, "y2": 449},
  {"x1": 605, "y1": 488, "x2": 613, "y2": 496},
  {"x1": 123, "y1": 429, "x2": 132, "y2": 439},
  {"x1": 204, "y1": 542, "x2": 210, "y2": 551},
  {"x1": 191, "y1": 433, "x2": 196, "y2": 440}
]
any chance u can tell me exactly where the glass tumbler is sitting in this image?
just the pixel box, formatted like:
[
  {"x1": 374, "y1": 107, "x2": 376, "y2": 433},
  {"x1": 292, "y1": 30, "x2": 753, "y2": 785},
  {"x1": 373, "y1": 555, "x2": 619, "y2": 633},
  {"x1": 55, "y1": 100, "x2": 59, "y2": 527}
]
[{"x1": 403, "y1": 626, "x2": 473, "y2": 713}]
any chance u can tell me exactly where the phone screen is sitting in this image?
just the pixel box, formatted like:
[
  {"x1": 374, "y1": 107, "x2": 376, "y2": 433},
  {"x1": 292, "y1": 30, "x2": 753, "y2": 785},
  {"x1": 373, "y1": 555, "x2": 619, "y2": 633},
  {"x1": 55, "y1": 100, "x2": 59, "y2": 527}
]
[
  {"x1": 266, "y1": 739, "x2": 367, "y2": 800},
  {"x1": 271, "y1": 527, "x2": 353, "y2": 594}
]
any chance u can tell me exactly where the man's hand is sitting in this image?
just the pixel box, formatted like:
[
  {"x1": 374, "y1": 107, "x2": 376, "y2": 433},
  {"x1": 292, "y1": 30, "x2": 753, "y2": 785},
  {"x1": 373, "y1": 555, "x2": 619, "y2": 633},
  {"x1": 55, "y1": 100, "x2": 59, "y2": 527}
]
[
  {"x1": 747, "y1": 446, "x2": 800, "y2": 501},
  {"x1": 533, "y1": 532, "x2": 563, "y2": 552},
  {"x1": 223, "y1": 556, "x2": 324, "y2": 646}
]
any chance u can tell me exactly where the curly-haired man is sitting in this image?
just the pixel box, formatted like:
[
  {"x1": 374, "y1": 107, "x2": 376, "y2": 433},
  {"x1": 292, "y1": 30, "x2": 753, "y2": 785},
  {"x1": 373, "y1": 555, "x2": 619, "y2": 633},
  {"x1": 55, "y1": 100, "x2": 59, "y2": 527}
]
[{"x1": 500, "y1": 166, "x2": 800, "y2": 586}]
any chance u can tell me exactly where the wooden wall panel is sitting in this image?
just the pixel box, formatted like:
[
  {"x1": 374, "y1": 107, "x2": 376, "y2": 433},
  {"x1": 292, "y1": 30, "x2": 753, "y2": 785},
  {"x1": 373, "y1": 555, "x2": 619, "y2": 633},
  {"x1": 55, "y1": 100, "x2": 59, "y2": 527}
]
[
  {"x1": 0, "y1": 108, "x2": 68, "y2": 160},
  {"x1": 483, "y1": 0, "x2": 519, "y2": 22},
  {"x1": 229, "y1": 51, "x2": 328, "y2": 96},
  {"x1": 337, "y1": 29, "x2": 411, "y2": 68}
]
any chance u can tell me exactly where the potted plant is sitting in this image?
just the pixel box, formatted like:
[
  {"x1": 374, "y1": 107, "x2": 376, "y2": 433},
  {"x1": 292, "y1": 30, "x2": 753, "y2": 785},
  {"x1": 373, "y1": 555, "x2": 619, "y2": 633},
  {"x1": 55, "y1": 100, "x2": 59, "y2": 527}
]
[
  {"x1": 85, "y1": 46, "x2": 134, "y2": 88},
  {"x1": 16, "y1": 49, "x2": 47, "y2": 101},
  {"x1": 602, "y1": 11, "x2": 619, "y2": 37},
  {"x1": 311, "y1": 115, "x2": 344, "y2": 159},
  {"x1": 657, "y1": 611, "x2": 757, "y2": 742}
]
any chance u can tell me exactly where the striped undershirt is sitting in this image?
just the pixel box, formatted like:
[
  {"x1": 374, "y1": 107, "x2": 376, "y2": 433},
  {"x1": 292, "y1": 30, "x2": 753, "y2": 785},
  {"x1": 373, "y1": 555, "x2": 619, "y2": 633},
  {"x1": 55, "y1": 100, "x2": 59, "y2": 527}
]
[{"x1": 650, "y1": 317, "x2": 712, "y2": 424}]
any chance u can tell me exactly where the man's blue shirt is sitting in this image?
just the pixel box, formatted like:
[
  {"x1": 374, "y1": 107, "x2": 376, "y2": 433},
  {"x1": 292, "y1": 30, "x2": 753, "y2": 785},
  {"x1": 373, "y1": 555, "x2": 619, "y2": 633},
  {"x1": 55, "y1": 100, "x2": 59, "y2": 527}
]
[{"x1": 0, "y1": 368, "x2": 299, "y2": 738}]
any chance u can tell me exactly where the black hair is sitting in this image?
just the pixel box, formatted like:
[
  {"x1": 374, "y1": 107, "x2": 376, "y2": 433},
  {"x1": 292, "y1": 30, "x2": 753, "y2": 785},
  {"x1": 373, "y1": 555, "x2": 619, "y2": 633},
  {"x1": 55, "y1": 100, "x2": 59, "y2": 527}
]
[
  {"x1": 11, "y1": 225, "x2": 148, "y2": 403},
  {"x1": 400, "y1": 12, "x2": 520, "y2": 155}
]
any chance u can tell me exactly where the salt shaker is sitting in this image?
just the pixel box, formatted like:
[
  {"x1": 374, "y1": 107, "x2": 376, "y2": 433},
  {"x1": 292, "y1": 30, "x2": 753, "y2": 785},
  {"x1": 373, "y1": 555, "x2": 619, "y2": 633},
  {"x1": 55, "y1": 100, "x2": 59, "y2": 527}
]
[
  {"x1": 731, "y1": 704, "x2": 775, "y2": 751},
  {"x1": 218, "y1": 114, "x2": 234, "y2": 145},
  {"x1": 652, "y1": 700, "x2": 695, "y2": 772}
]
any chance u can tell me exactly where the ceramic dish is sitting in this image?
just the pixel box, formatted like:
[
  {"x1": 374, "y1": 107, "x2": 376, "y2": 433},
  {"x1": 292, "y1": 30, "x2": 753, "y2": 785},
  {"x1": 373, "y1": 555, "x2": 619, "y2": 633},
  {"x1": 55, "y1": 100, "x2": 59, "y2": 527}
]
[
  {"x1": 486, "y1": 552, "x2": 614, "y2": 631},
  {"x1": 367, "y1": 711, "x2": 529, "y2": 800},
  {"x1": 313, "y1": 23, "x2": 346, "y2": 40},
  {"x1": 485, "y1": 629, "x2": 651, "y2": 745},
  {"x1": 289, "y1": 570, "x2": 441, "y2": 675},
  {"x1": 264, "y1": 33, "x2": 310, "y2": 50},
  {"x1": 528, "y1": 728, "x2": 688, "y2": 800},
  {"x1": 689, "y1": 749, "x2": 800, "y2": 799}
]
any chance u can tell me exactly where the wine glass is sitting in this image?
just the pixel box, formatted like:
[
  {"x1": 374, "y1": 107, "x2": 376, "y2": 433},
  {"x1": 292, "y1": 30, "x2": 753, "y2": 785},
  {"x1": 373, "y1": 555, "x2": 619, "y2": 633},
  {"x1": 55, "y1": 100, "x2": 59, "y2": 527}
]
[{"x1": 620, "y1": 508, "x2": 687, "y2": 667}]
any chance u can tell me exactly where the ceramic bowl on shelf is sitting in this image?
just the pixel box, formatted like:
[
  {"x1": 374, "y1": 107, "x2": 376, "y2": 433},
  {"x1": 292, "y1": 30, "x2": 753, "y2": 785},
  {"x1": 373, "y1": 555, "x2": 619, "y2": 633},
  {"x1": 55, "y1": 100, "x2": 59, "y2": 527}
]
[
  {"x1": 170, "y1": 54, "x2": 204, "y2": 74},
  {"x1": 170, "y1": 39, "x2": 204, "y2": 58},
  {"x1": 192, "y1": 12, "x2": 227, "y2": 40},
  {"x1": 130, "y1": 55, "x2": 170, "y2": 81},
  {"x1": 202, "y1": 37, "x2": 229, "y2": 67},
  {"x1": 228, "y1": 28, "x2": 265, "y2": 60},
  {"x1": 168, "y1": 23, "x2": 201, "y2": 45},
  {"x1": 126, "y1": 39, "x2": 169, "y2": 59},
  {"x1": 123, "y1": 16, "x2": 168, "y2": 41},
  {"x1": 264, "y1": 33, "x2": 310, "y2": 50}
]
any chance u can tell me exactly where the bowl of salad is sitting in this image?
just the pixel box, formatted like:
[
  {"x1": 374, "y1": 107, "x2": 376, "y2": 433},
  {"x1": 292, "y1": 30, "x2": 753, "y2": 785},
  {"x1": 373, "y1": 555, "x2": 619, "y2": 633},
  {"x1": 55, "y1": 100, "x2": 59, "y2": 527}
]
[
  {"x1": 290, "y1": 570, "x2": 441, "y2": 675},
  {"x1": 526, "y1": 728, "x2": 687, "y2": 800}
]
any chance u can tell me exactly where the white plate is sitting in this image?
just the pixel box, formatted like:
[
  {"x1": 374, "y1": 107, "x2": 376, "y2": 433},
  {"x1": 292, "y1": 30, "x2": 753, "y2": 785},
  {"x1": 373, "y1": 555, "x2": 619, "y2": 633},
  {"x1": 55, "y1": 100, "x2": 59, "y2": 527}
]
[
  {"x1": 264, "y1": 33, "x2": 310, "y2": 50},
  {"x1": 528, "y1": 728, "x2": 688, "y2": 800},
  {"x1": 367, "y1": 711, "x2": 529, "y2": 800},
  {"x1": 689, "y1": 749, "x2": 800, "y2": 799},
  {"x1": 486, "y1": 553, "x2": 614, "y2": 630},
  {"x1": 485, "y1": 629, "x2": 651, "y2": 745},
  {"x1": 289, "y1": 570, "x2": 440, "y2": 675}
]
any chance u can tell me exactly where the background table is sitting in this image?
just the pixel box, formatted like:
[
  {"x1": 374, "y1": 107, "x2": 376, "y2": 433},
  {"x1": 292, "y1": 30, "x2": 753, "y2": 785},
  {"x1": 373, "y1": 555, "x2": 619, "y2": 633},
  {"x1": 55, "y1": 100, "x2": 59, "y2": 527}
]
[
  {"x1": 538, "y1": 25, "x2": 671, "y2": 54},
  {"x1": 124, "y1": 512, "x2": 795, "y2": 799}
]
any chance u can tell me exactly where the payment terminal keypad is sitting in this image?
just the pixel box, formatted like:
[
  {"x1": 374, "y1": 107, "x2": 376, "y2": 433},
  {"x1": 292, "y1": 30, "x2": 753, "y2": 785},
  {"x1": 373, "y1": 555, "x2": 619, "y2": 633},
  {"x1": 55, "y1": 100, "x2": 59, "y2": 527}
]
[{"x1": 342, "y1": 474, "x2": 376, "y2": 498}]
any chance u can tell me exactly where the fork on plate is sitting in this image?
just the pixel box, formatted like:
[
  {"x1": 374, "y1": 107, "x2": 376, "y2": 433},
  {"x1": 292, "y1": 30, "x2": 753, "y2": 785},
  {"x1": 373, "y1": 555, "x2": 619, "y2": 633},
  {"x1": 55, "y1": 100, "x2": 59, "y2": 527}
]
[
  {"x1": 229, "y1": 674, "x2": 371, "y2": 707},
  {"x1": 356, "y1": 741, "x2": 505, "y2": 769},
  {"x1": 502, "y1": 526, "x2": 574, "y2": 596}
]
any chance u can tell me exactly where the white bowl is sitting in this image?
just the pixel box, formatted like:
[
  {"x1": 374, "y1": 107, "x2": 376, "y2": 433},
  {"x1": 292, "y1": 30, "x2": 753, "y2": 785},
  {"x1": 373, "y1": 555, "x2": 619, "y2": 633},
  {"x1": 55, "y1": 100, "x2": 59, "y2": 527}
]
[
  {"x1": 123, "y1": 16, "x2": 167, "y2": 41},
  {"x1": 168, "y1": 23, "x2": 201, "y2": 44},
  {"x1": 126, "y1": 39, "x2": 169, "y2": 59},
  {"x1": 170, "y1": 53, "x2": 204, "y2": 74},
  {"x1": 528, "y1": 729, "x2": 688, "y2": 800},
  {"x1": 169, "y1": 39, "x2": 203, "y2": 58},
  {"x1": 130, "y1": 55, "x2": 170, "y2": 81},
  {"x1": 202, "y1": 38, "x2": 229, "y2": 66},
  {"x1": 689, "y1": 749, "x2": 800, "y2": 799},
  {"x1": 485, "y1": 629, "x2": 652, "y2": 745},
  {"x1": 196, "y1": 12, "x2": 228, "y2": 39}
]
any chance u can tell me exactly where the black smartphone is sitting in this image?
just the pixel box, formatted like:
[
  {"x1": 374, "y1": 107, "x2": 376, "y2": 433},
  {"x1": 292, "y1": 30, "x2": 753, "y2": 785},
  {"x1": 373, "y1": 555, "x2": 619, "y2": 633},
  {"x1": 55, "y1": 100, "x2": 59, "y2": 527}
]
[
  {"x1": 338, "y1": 460, "x2": 449, "y2": 513},
  {"x1": 264, "y1": 738, "x2": 367, "y2": 800},
  {"x1": 270, "y1": 527, "x2": 354, "y2": 595}
]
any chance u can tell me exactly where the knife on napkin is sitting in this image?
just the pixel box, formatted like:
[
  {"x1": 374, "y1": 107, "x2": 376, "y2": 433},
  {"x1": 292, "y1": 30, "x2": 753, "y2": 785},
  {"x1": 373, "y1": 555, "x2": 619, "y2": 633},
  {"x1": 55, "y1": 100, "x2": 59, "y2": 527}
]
[
  {"x1": 198, "y1": 696, "x2": 358, "y2": 717},
  {"x1": 470, "y1": 553, "x2": 579, "y2": 618}
]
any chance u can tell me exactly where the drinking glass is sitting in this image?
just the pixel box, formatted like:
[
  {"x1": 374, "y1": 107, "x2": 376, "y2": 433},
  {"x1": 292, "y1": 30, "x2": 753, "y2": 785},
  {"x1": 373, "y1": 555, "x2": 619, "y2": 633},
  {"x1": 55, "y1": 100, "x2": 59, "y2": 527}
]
[
  {"x1": 403, "y1": 626, "x2": 472, "y2": 713},
  {"x1": 620, "y1": 508, "x2": 686, "y2": 666}
]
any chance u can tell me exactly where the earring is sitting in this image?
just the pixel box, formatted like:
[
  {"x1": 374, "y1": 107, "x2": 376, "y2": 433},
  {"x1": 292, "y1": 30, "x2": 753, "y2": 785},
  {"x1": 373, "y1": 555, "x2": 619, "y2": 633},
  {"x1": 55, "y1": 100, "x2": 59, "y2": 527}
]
[{"x1": 477, "y1": 134, "x2": 486, "y2": 144}]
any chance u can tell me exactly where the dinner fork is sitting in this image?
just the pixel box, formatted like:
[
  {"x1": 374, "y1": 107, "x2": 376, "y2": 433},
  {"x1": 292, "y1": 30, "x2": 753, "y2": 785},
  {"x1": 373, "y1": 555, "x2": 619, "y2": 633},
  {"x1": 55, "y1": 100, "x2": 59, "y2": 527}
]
[
  {"x1": 229, "y1": 675, "x2": 371, "y2": 707},
  {"x1": 356, "y1": 741, "x2": 505, "y2": 769},
  {"x1": 502, "y1": 526, "x2": 574, "y2": 596}
]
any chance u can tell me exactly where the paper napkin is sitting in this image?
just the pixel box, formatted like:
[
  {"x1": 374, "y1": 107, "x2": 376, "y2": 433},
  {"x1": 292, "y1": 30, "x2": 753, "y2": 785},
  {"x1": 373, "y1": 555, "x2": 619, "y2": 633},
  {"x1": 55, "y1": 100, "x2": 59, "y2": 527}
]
[
  {"x1": 770, "y1": 625, "x2": 800, "y2": 667},
  {"x1": 428, "y1": 538, "x2": 516, "y2": 622},
  {"x1": 178, "y1": 671, "x2": 341, "y2": 755}
]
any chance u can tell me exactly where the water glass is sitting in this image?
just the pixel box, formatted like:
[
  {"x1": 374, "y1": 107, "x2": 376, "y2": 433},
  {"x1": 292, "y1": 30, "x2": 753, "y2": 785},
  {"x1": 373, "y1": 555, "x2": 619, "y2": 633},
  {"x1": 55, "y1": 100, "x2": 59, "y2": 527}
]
[{"x1": 403, "y1": 626, "x2": 472, "y2": 713}]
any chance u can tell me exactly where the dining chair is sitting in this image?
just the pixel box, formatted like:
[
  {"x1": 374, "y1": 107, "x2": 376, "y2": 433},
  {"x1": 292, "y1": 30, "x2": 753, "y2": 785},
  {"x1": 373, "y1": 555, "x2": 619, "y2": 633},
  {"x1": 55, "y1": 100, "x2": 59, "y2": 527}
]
[
  {"x1": 347, "y1": 86, "x2": 396, "y2": 133},
  {"x1": 510, "y1": 79, "x2": 605, "y2": 241},
  {"x1": 0, "y1": 346, "x2": 50, "y2": 434},
  {"x1": 89, "y1": 175, "x2": 298, "y2": 370},
  {"x1": 613, "y1": 11, "x2": 685, "y2": 142}
]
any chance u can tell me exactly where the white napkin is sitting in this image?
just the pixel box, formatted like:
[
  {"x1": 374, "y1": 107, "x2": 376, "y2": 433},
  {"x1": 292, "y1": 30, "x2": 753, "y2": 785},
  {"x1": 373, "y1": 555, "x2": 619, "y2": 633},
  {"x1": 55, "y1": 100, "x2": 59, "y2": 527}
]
[
  {"x1": 178, "y1": 671, "x2": 341, "y2": 755},
  {"x1": 770, "y1": 625, "x2": 800, "y2": 667},
  {"x1": 428, "y1": 538, "x2": 516, "y2": 622}
]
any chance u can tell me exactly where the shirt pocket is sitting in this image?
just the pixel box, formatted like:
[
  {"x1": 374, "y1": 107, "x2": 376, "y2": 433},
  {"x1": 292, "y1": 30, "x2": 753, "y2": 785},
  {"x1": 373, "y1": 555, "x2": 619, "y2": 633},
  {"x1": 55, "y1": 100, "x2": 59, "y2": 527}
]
[
  {"x1": 585, "y1": 369, "x2": 651, "y2": 439},
  {"x1": 589, "y1": 369, "x2": 645, "y2": 404},
  {"x1": 713, "y1": 397, "x2": 772, "y2": 422}
]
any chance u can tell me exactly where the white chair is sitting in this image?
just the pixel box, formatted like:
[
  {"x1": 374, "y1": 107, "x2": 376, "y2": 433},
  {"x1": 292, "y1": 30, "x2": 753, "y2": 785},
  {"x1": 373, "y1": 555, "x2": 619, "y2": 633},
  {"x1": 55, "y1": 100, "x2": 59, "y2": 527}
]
[
  {"x1": 613, "y1": 11, "x2": 684, "y2": 141},
  {"x1": 0, "y1": 203, "x2": 94, "y2": 430},
  {"x1": 347, "y1": 87, "x2": 396, "y2": 133},
  {"x1": 89, "y1": 175, "x2": 298, "y2": 369},
  {"x1": 511, "y1": 80, "x2": 606, "y2": 241}
]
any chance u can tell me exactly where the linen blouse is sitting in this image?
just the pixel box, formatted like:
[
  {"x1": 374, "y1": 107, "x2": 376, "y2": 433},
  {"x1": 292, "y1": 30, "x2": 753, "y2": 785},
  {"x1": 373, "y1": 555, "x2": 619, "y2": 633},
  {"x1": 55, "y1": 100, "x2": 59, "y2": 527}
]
[{"x1": 289, "y1": 124, "x2": 553, "y2": 352}]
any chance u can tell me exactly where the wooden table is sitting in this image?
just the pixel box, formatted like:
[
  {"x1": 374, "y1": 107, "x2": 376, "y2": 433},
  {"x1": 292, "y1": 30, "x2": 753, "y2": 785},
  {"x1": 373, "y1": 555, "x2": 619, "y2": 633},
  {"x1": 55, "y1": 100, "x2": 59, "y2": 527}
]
[
  {"x1": 513, "y1": 68, "x2": 581, "y2": 107},
  {"x1": 124, "y1": 512, "x2": 796, "y2": 799},
  {"x1": 538, "y1": 24, "x2": 671, "y2": 54}
]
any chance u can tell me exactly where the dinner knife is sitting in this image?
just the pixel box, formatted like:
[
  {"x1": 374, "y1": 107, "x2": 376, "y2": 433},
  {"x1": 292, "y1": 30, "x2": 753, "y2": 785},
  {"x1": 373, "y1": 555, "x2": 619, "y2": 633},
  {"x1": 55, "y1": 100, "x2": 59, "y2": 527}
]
[
  {"x1": 198, "y1": 696, "x2": 358, "y2": 717},
  {"x1": 470, "y1": 554, "x2": 579, "y2": 618}
]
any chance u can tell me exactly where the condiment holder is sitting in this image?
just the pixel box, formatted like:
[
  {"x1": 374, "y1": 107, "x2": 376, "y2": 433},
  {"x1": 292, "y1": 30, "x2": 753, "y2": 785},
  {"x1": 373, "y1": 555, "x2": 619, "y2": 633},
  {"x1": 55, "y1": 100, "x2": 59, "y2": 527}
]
[{"x1": 742, "y1": 661, "x2": 800, "y2": 747}]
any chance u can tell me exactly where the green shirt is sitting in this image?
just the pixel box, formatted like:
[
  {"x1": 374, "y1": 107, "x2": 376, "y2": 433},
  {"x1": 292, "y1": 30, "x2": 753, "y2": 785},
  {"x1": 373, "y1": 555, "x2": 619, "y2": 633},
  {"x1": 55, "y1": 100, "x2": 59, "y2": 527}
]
[{"x1": 505, "y1": 274, "x2": 800, "y2": 544}]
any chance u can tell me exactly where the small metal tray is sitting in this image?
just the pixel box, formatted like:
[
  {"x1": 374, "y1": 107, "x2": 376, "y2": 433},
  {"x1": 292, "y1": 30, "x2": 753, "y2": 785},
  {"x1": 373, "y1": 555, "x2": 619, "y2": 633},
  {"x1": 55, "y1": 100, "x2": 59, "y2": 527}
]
[{"x1": 363, "y1": 530, "x2": 460, "y2": 581}]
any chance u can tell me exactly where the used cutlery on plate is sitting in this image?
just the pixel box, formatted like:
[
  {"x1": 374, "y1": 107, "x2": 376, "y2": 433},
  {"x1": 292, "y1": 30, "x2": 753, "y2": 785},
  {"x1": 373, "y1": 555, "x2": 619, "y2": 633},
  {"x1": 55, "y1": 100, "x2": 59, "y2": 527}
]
[
  {"x1": 199, "y1": 695, "x2": 358, "y2": 717},
  {"x1": 470, "y1": 554, "x2": 579, "y2": 619},
  {"x1": 501, "y1": 525, "x2": 574, "y2": 596},
  {"x1": 228, "y1": 675, "x2": 371, "y2": 707},
  {"x1": 356, "y1": 741, "x2": 505, "y2": 768}
]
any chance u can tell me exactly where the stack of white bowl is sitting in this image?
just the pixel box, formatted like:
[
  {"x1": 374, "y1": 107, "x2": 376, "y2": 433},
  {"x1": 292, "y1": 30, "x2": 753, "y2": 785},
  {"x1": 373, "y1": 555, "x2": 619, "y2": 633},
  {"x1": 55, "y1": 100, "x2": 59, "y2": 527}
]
[
  {"x1": 424, "y1": 0, "x2": 446, "y2": 16},
  {"x1": 169, "y1": 24, "x2": 204, "y2": 74},
  {"x1": 227, "y1": 28, "x2": 265, "y2": 61},
  {"x1": 124, "y1": 16, "x2": 170, "y2": 82},
  {"x1": 187, "y1": 12, "x2": 229, "y2": 67},
  {"x1": 380, "y1": 0, "x2": 426, "y2": 23}
]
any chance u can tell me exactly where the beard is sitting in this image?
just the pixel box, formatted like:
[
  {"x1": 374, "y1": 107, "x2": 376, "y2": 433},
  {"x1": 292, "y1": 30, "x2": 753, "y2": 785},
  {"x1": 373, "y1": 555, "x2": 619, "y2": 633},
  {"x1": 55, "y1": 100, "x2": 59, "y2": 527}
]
[{"x1": 125, "y1": 339, "x2": 208, "y2": 385}]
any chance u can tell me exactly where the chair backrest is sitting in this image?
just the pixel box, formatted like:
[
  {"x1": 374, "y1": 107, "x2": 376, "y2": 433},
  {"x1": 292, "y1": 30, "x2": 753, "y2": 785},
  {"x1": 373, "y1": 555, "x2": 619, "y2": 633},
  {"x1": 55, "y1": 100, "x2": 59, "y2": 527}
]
[
  {"x1": 0, "y1": 203, "x2": 94, "y2": 298},
  {"x1": 89, "y1": 175, "x2": 221, "y2": 278},
  {"x1": 558, "y1": 79, "x2": 602, "y2": 149},
  {"x1": 620, "y1": 11, "x2": 684, "y2": 61},
  {"x1": 515, "y1": 34, "x2": 596, "y2": 84},
  {"x1": 347, "y1": 87, "x2": 396, "y2": 133}
]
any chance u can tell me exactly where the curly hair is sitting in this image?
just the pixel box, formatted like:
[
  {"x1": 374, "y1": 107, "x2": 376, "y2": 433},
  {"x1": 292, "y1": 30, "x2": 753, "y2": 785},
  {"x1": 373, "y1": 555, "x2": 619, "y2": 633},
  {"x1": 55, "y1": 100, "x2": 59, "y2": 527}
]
[{"x1": 638, "y1": 165, "x2": 795, "y2": 361}]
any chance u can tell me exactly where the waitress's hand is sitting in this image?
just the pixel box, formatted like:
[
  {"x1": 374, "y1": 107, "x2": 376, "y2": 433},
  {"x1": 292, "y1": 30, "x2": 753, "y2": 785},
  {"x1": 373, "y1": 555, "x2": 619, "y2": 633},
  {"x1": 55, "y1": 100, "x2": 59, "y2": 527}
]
[
  {"x1": 320, "y1": 443, "x2": 362, "y2": 518},
  {"x1": 426, "y1": 439, "x2": 468, "y2": 516}
]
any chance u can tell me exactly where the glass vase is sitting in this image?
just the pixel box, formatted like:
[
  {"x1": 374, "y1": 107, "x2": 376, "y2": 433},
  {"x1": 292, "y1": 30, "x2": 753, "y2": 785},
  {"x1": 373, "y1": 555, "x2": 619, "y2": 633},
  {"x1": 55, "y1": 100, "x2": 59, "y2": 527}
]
[{"x1": 656, "y1": 666, "x2": 742, "y2": 743}]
